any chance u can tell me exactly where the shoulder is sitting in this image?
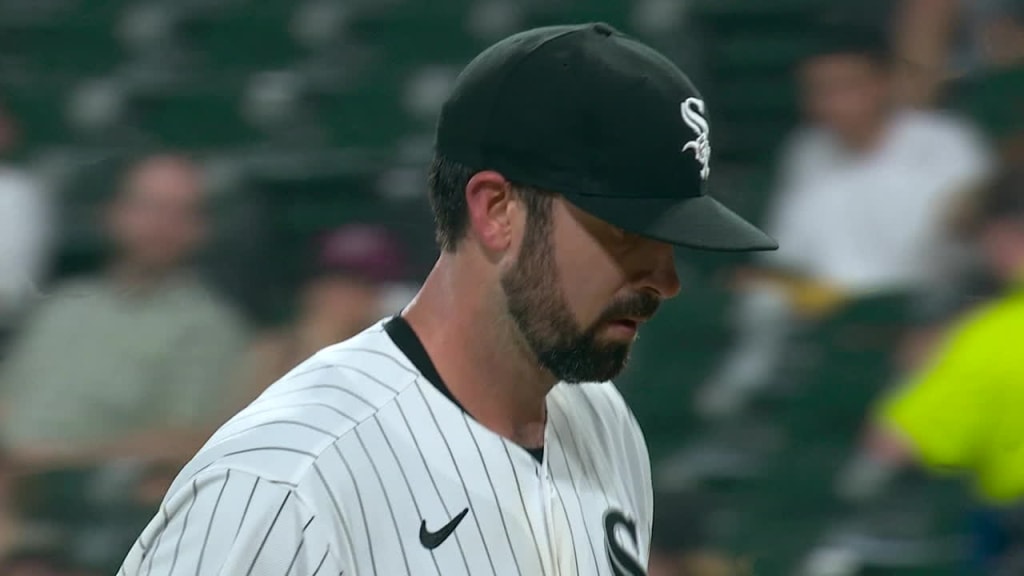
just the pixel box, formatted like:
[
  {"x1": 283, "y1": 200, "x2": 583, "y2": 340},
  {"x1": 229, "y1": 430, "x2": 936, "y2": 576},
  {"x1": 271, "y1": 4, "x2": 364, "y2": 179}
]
[
  {"x1": 173, "y1": 323, "x2": 417, "y2": 488},
  {"x1": 28, "y1": 276, "x2": 103, "y2": 317},
  {"x1": 126, "y1": 465, "x2": 346, "y2": 575},
  {"x1": 167, "y1": 278, "x2": 250, "y2": 346},
  {"x1": 896, "y1": 109, "x2": 980, "y2": 139},
  {"x1": 0, "y1": 167, "x2": 42, "y2": 195},
  {"x1": 894, "y1": 110, "x2": 991, "y2": 158},
  {"x1": 552, "y1": 380, "x2": 641, "y2": 428},
  {"x1": 177, "y1": 278, "x2": 246, "y2": 326},
  {"x1": 550, "y1": 381, "x2": 650, "y2": 475}
]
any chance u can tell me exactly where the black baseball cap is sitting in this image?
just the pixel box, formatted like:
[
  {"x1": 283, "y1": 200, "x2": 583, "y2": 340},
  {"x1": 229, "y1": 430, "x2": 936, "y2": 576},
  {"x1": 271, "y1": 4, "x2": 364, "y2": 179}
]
[{"x1": 436, "y1": 22, "x2": 778, "y2": 252}]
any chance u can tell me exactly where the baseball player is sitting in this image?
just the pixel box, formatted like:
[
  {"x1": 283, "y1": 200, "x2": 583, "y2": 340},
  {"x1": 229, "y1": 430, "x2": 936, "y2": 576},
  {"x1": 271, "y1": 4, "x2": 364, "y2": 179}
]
[{"x1": 118, "y1": 22, "x2": 777, "y2": 576}]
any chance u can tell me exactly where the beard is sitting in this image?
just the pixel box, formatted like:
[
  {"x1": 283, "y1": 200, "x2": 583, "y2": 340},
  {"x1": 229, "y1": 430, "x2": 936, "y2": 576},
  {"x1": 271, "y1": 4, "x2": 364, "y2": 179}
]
[{"x1": 500, "y1": 220, "x2": 660, "y2": 384}]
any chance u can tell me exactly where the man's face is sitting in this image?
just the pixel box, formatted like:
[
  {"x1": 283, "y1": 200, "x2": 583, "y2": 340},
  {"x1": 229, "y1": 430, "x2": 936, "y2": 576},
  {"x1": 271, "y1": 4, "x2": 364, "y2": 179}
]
[
  {"x1": 109, "y1": 160, "x2": 206, "y2": 272},
  {"x1": 799, "y1": 54, "x2": 890, "y2": 141},
  {"x1": 500, "y1": 197, "x2": 680, "y2": 383},
  {"x1": 978, "y1": 218, "x2": 1024, "y2": 282},
  {"x1": 980, "y1": 17, "x2": 1024, "y2": 67}
]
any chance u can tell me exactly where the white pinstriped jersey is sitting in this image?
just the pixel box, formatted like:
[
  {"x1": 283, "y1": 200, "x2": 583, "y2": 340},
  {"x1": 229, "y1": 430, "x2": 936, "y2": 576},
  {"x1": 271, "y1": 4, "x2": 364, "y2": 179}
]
[{"x1": 119, "y1": 316, "x2": 653, "y2": 576}]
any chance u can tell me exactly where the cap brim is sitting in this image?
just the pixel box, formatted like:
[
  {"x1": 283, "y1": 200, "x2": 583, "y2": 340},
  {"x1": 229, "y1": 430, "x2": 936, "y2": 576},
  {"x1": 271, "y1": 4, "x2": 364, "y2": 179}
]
[{"x1": 564, "y1": 193, "x2": 779, "y2": 252}]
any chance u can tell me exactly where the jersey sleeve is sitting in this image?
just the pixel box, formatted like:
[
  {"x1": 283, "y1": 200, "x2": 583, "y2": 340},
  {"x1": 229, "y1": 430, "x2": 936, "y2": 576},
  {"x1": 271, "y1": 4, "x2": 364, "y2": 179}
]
[
  {"x1": 876, "y1": 313, "x2": 997, "y2": 471},
  {"x1": 120, "y1": 468, "x2": 352, "y2": 576}
]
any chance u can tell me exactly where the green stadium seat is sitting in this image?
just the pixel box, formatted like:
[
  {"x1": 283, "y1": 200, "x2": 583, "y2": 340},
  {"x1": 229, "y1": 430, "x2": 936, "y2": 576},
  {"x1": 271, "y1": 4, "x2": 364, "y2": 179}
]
[
  {"x1": 133, "y1": 85, "x2": 259, "y2": 149},
  {"x1": 315, "y1": 71, "x2": 410, "y2": 151},
  {"x1": 0, "y1": 2, "x2": 126, "y2": 80},
  {"x1": 708, "y1": 35, "x2": 813, "y2": 72},
  {"x1": 185, "y1": 7, "x2": 302, "y2": 73},
  {"x1": 689, "y1": 0, "x2": 823, "y2": 17},
  {"x1": 711, "y1": 118, "x2": 793, "y2": 164},
  {"x1": 713, "y1": 77, "x2": 798, "y2": 119},
  {"x1": 2, "y1": 84, "x2": 73, "y2": 152},
  {"x1": 347, "y1": 8, "x2": 485, "y2": 65}
]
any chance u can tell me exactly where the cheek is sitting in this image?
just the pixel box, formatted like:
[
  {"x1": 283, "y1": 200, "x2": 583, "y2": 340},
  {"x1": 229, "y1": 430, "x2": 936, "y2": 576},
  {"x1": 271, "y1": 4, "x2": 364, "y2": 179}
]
[{"x1": 551, "y1": 234, "x2": 621, "y2": 322}]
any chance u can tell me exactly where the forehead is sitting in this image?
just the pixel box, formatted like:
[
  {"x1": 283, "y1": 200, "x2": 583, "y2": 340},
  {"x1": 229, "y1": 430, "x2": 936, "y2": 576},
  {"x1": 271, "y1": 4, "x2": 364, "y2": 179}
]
[
  {"x1": 800, "y1": 53, "x2": 885, "y2": 78},
  {"x1": 121, "y1": 158, "x2": 202, "y2": 201},
  {"x1": 552, "y1": 196, "x2": 643, "y2": 253},
  {"x1": 556, "y1": 196, "x2": 618, "y2": 233}
]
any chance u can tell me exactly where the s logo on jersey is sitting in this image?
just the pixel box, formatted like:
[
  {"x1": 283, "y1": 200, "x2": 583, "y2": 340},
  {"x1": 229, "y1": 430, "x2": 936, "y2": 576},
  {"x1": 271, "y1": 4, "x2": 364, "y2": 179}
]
[
  {"x1": 680, "y1": 97, "x2": 711, "y2": 181},
  {"x1": 604, "y1": 510, "x2": 647, "y2": 576}
]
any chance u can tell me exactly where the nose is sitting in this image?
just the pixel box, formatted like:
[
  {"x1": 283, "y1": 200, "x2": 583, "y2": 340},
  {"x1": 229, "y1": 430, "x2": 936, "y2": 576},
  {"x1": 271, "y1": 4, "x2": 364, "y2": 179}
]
[{"x1": 633, "y1": 239, "x2": 681, "y2": 299}]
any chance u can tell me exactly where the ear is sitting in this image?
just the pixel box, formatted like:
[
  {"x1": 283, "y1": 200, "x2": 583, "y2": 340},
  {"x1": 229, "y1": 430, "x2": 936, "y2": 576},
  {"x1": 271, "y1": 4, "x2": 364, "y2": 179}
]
[{"x1": 465, "y1": 170, "x2": 518, "y2": 252}]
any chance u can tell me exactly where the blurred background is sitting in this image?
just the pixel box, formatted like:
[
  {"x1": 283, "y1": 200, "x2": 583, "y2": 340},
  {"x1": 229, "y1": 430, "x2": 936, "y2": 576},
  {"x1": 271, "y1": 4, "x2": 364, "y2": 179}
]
[{"x1": 1, "y1": 0, "x2": 1023, "y2": 574}]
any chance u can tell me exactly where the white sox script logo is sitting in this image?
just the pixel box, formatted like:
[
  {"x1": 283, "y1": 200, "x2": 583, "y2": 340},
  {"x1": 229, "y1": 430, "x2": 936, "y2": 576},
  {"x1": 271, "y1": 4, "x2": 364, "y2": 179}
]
[{"x1": 681, "y1": 97, "x2": 711, "y2": 180}]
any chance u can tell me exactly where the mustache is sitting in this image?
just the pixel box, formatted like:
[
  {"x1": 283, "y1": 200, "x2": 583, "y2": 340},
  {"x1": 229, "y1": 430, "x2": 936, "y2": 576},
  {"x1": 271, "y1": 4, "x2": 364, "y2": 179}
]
[{"x1": 597, "y1": 292, "x2": 661, "y2": 324}]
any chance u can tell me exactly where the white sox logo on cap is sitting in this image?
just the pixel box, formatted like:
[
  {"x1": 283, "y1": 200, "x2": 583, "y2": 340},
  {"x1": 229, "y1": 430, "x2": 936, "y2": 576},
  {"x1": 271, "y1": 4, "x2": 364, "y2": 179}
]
[{"x1": 681, "y1": 97, "x2": 710, "y2": 181}]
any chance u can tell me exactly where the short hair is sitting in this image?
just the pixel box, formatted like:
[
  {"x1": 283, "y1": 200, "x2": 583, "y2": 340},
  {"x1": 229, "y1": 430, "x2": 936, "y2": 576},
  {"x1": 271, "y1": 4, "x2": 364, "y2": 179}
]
[
  {"x1": 427, "y1": 154, "x2": 554, "y2": 252},
  {"x1": 801, "y1": 17, "x2": 892, "y2": 67}
]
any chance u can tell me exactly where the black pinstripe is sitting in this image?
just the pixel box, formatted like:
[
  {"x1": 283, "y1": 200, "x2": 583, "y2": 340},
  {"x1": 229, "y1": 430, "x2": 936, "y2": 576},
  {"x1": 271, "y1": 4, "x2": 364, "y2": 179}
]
[
  {"x1": 332, "y1": 348, "x2": 420, "y2": 379},
  {"x1": 464, "y1": 414, "x2": 524, "y2": 576},
  {"x1": 245, "y1": 491, "x2": 292, "y2": 576},
  {"x1": 334, "y1": 364, "x2": 401, "y2": 394},
  {"x1": 396, "y1": 396, "x2": 472, "y2": 574},
  {"x1": 333, "y1": 446, "x2": 379, "y2": 574},
  {"x1": 502, "y1": 441, "x2": 548, "y2": 576},
  {"x1": 292, "y1": 384, "x2": 376, "y2": 411},
  {"x1": 553, "y1": 402, "x2": 610, "y2": 508},
  {"x1": 311, "y1": 548, "x2": 329, "y2": 576},
  {"x1": 373, "y1": 413, "x2": 443, "y2": 575},
  {"x1": 233, "y1": 477, "x2": 261, "y2": 545},
  {"x1": 223, "y1": 402, "x2": 357, "y2": 427},
  {"x1": 196, "y1": 470, "x2": 231, "y2": 576},
  {"x1": 571, "y1": 394, "x2": 613, "y2": 506},
  {"x1": 144, "y1": 507, "x2": 170, "y2": 576},
  {"x1": 312, "y1": 463, "x2": 355, "y2": 567},
  {"x1": 550, "y1": 480, "x2": 583, "y2": 573},
  {"x1": 284, "y1": 540, "x2": 305, "y2": 576},
  {"x1": 416, "y1": 383, "x2": 498, "y2": 575},
  {"x1": 353, "y1": 427, "x2": 413, "y2": 575},
  {"x1": 166, "y1": 480, "x2": 199, "y2": 576},
  {"x1": 550, "y1": 421, "x2": 600, "y2": 572}
]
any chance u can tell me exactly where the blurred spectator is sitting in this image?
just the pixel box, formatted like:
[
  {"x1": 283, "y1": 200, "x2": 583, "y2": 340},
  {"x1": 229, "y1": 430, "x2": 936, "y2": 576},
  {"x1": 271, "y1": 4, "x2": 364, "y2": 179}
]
[
  {"x1": 0, "y1": 547, "x2": 72, "y2": 576},
  {"x1": 966, "y1": 0, "x2": 1024, "y2": 70},
  {"x1": 0, "y1": 153, "x2": 248, "y2": 473},
  {"x1": 952, "y1": 1, "x2": 1024, "y2": 166},
  {"x1": 239, "y1": 223, "x2": 408, "y2": 400},
  {"x1": 891, "y1": 0, "x2": 960, "y2": 107},
  {"x1": 696, "y1": 19, "x2": 992, "y2": 419},
  {"x1": 843, "y1": 167, "x2": 1024, "y2": 573},
  {"x1": 0, "y1": 448, "x2": 10, "y2": 557},
  {"x1": 0, "y1": 98, "x2": 52, "y2": 334},
  {"x1": 649, "y1": 490, "x2": 744, "y2": 576}
]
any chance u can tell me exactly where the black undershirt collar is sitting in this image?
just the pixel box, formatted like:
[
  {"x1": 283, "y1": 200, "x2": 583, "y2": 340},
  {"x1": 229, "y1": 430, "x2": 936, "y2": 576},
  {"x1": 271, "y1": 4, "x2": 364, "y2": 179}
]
[{"x1": 383, "y1": 315, "x2": 545, "y2": 463}]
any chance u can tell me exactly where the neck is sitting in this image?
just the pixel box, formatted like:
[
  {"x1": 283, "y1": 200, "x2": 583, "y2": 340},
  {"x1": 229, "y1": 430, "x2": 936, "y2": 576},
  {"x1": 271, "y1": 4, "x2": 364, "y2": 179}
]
[
  {"x1": 838, "y1": 111, "x2": 890, "y2": 153},
  {"x1": 296, "y1": 313, "x2": 368, "y2": 351},
  {"x1": 402, "y1": 252, "x2": 552, "y2": 448},
  {"x1": 108, "y1": 260, "x2": 181, "y2": 292}
]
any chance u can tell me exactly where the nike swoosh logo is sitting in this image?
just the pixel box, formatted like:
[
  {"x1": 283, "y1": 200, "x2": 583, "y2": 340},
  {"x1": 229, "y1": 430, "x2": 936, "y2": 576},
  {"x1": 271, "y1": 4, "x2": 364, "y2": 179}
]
[{"x1": 419, "y1": 508, "x2": 469, "y2": 550}]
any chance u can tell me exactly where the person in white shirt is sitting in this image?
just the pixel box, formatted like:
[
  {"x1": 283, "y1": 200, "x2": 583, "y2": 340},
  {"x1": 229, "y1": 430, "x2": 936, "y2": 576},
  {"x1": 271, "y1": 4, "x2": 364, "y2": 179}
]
[
  {"x1": 698, "y1": 20, "x2": 992, "y2": 419},
  {"x1": 117, "y1": 22, "x2": 779, "y2": 576},
  {"x1": 0, "y1": 99, "x2": 51, "y2": 330}
]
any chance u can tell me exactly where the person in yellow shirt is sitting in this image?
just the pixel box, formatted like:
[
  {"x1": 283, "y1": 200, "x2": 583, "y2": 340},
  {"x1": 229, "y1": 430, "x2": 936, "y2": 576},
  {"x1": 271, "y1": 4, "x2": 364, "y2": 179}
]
[{"x1": 849, "y1": 166, "x2": 1024, "y2": 573}]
